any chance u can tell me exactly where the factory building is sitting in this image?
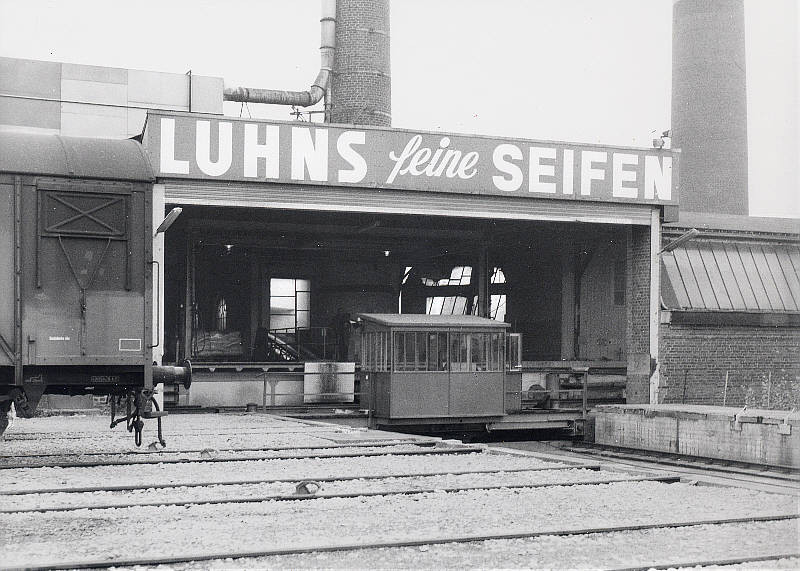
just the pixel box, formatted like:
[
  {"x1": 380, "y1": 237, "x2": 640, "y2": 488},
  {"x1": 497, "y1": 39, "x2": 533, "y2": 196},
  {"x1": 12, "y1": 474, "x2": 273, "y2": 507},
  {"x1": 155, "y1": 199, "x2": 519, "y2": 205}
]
[
  {"x1": 0, "y1": 0, "x2": 795, "y2": 417},
  {"x1": 661, "y1": 0, "x2": 799, "y2": 410}
]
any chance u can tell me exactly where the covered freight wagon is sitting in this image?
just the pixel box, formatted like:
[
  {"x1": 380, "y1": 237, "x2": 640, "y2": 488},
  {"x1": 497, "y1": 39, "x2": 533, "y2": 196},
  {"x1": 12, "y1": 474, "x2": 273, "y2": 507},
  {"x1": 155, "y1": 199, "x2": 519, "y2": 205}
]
[{"x1": 0, "y1": 131, "x2": 189, "y2": 442}]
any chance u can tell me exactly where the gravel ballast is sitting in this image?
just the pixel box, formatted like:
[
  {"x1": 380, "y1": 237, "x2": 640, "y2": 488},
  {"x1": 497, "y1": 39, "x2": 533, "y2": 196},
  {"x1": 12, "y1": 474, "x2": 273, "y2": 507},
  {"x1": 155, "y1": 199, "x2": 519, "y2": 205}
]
[
  {"x1": 2, "y1": 412, "x2": 796, "y2": 569},
  {"x1": 2, "y1": 481, "x2": 796, "y2": 568},
  {"x1": 0, "y1": 442, "x2": 474, "y2": 468},
  {"x1": 0, "y1": 451, "x2": 570, "y2": 492},
  {"x1": 147, "y1": 519, "x2": 800, "y2": 570},
  {"x1": 0, "y1": 468, "x2": 657, "y2": 512}
]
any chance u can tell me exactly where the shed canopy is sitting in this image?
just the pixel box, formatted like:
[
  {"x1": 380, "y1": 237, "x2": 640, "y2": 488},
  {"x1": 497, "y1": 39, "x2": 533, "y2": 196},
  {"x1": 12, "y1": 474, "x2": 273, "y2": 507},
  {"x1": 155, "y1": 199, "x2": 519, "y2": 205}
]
[{"x1": 661, "y1": 241, "x2": 800, "y2": 312}]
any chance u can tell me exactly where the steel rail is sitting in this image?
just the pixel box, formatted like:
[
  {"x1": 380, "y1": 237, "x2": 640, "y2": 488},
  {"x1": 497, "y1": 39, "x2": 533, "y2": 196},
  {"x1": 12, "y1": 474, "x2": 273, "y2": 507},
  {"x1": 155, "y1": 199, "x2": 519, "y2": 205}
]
[
  {"x1": 566, "y1": 444, "x2": 800, "y2": 478},
  {"x1": 1, "y1": 474, "x2": 679, "y2": 514},
  {"x1": 2, "y1": 427, "x2": 340, "y2": 441},
  {"x1": 560, "y1": 446, "x2": 800, "y2": 490},
  {"x1": 612, "y1": 552, "x2": 800, "y2": 571},
  {"x1": 0, "y1": 446, "x2": 486, "y2": 471},
  {"x1": 0, "y1": 463, "x2": 601, "y2": 496},
  {"x1": 5, "y1": 514, "x2": 797, "y2": 571},
  {"x1": 0, "y1": 439, "x2": 439, "y2": 459}
]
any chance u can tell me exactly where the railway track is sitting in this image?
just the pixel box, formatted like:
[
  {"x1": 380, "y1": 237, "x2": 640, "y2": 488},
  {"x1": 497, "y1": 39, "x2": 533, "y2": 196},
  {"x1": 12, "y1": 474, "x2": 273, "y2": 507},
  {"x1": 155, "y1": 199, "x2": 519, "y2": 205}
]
[
  {"x1": 0, "y1": 463, "x2": 602, "y2": 495},
  {"x1": 0, "y1": 442, "x2": 485, "y2": 470},
  {"x1": 1, "y1": 427, "x2": 340, "y2": 441},
  {"x1": 0, "y1": 439, "x2": 443, "y2": 460},
  {"x1": 3, "y1": 515, "x2": 797, "y2": 570},
  {"x1": 566, "y1": 442, "x2": 800, "y2": 478},
  {"x1": 1, "y1": 473, "x2": 681, "y2": 514},
  {"x1": 2, "y1": 413, "x2": 797, "y2": 569},
  {"x1": 548, "y1": 443, "x2": 800, "y2": 496},
  {"x1": 0, "y1": 440, "x2": 444, "y2": 467}
]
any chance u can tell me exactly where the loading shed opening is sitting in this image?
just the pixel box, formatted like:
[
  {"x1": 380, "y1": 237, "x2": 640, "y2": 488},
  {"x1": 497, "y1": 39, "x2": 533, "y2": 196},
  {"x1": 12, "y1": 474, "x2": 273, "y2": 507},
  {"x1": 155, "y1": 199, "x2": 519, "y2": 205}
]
[{"x1": 144, "y1": 111, "x2": 674, "y2": 417}]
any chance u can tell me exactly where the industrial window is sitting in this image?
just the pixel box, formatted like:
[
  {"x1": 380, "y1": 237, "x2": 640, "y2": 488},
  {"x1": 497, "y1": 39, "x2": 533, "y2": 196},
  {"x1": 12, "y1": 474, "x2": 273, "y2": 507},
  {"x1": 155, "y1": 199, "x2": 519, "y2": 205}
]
[
  {"x1": 425, "y1": 267, "x2": 507, "y2": 321},
  {"x1": 427, "y1": 296, "x2": 470, "y2": 315},
  {"x1": 422, "y1": 266, "x2": 472, "y2": 286},
  {"x1": 214, "y1": 297, "x2": 228, "y2": 331},
  {"x1": 489, "y1": 268, "x2": 507, "y2": 321},
  {"x1": 270, "y1": 278, "x2": 310, "y2": 332}
]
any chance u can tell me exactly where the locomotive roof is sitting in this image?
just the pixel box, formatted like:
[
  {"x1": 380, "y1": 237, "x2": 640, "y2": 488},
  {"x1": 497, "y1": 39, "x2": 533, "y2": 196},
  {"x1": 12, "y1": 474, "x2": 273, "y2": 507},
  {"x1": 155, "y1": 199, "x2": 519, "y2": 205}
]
[
  {"x1": 0, "y1": 131, "x2": 154, "y2": 182},
  {"x1": 357, "y1": 313, "x2": 510, "y2": 329}
]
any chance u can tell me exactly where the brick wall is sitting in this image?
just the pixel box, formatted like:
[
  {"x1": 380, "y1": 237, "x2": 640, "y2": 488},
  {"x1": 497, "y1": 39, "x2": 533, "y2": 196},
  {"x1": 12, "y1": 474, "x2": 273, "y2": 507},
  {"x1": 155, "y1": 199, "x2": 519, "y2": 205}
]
[
  {"x1": 626, "y1": 226, "x2": 651, "y2": 403},
  {"x1": 659, "y1": 324, "x2": 800, "y2": 410},
  {"x1": 330, "y1": 0, "x2": 391, "y2": 126}
]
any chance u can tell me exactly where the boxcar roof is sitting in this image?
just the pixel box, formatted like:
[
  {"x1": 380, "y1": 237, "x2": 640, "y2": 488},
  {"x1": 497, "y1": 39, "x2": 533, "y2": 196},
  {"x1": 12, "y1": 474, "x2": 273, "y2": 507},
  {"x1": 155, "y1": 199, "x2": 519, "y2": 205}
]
[
  {"x1": 357, "y1": 313, "x2": 510, "y2": 329},
  {"x1": 0, "y1": 131, "x2": 154, "y2": 182}
]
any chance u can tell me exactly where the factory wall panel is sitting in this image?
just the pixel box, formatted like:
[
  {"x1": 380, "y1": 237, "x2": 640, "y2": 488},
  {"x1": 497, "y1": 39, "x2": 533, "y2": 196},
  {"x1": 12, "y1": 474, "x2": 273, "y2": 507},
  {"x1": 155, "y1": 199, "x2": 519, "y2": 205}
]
[
  {"x1": 61, "y1": 78, "x2": 127, "y2": 107},
  {"x1": 128, "y1": 69, "x2": 191, "y2": 111},
  {"x1": 60, "y1": 102, "x2": 128, "y2": 138},
  {"x1": 0, "y1": 97, "x2": 60, "y2": 131},
  {"x1": 61, "y1": 62, "x2": 128, "y2": 84},
  {"x1": 0, "y1": 57, "x2": 60, "y2": 98},
  {"x1": 189, "y1": 76, "x2": 225, "y2": 114}
]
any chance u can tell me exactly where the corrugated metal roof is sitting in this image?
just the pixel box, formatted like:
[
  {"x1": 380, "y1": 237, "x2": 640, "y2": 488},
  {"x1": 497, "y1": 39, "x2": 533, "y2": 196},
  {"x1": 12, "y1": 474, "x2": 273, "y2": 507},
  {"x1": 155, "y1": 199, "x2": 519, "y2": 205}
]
[
  {"x1": 0, "y1": 131, "x2": 153, "y2": 182},
  {"x1": 358, "y1": 313, "x2": 510, "y2": 329},
  {"x1": 661, "y1": 241, "x2": 800, "y2": 312}
]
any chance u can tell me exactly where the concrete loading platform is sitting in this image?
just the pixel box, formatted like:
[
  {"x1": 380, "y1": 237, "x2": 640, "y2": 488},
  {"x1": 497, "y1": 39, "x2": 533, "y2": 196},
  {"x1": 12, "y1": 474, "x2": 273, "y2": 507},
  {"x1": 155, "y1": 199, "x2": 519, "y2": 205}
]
[{"x1": 592, "y1": 404, "x2": 800, "y2": 469}]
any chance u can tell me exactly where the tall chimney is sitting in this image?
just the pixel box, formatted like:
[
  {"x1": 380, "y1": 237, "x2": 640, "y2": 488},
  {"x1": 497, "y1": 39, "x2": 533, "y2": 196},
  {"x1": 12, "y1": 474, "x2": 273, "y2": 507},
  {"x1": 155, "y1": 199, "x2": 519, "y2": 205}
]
[
  {"x1": 329, "y1": 0, "x2": 391, "y2": 126},
  {"x1": 671, "y1": 0, "x2": 748, "y2": 215}
]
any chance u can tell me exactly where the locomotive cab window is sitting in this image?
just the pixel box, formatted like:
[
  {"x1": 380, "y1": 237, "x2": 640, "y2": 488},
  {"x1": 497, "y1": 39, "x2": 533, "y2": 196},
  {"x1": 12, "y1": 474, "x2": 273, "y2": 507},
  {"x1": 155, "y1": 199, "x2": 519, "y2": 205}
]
[
  {"x1": 392, "y1": 331, "x2": 448, "y2": 372},
  {"x1": 450, "y1": 332, "x2": 504, "y2": 373}
]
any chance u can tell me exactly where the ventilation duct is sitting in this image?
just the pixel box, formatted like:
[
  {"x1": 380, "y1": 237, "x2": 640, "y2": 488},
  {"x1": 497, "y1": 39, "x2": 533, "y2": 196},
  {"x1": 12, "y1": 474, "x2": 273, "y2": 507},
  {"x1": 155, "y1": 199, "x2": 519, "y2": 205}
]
[{"x1": 223, "y1": 0, "x2": 336, "y2": 109}]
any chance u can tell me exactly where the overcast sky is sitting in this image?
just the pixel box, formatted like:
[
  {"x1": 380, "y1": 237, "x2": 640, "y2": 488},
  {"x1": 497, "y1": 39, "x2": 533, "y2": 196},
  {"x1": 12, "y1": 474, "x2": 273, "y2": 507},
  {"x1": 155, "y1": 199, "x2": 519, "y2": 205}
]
[{"x1": 0, "y1": 0, "x2": 797, "y2": 218}]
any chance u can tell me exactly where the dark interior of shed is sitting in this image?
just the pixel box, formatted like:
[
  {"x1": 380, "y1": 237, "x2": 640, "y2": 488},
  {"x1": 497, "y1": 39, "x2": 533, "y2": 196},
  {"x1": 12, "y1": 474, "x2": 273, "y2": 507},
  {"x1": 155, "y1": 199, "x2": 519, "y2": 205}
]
[{"x1": 162, "y1": 206, "x2": 628, "y2": 366}]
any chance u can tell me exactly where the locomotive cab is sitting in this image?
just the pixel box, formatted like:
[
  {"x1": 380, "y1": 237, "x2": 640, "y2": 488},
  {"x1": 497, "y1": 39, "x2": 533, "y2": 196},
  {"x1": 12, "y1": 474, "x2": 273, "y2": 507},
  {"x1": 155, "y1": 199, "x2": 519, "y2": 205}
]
[
  {"x1": 0, "y1": 131, "x2": 189, "y2": 442},
  {"x1": 358, "y1": 313, "x2": 510, "y2": 431}
]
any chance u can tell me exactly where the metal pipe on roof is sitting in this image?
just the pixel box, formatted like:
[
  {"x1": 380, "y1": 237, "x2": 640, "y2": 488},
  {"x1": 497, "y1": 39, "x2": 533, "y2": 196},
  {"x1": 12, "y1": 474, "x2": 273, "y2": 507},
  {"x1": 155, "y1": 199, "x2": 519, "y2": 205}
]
[{"x1": 223, "y1": 0, "x2": 335, "y2": 108}]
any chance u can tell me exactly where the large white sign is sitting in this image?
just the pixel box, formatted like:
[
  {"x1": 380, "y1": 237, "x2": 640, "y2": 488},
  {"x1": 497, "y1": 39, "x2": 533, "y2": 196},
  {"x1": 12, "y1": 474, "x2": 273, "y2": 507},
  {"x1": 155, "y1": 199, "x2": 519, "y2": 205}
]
[{"x1": 146, "y1": 112, "x2": 678, "y2": 206}]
